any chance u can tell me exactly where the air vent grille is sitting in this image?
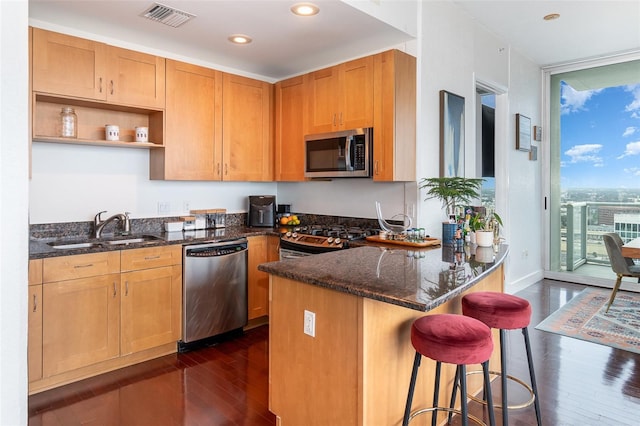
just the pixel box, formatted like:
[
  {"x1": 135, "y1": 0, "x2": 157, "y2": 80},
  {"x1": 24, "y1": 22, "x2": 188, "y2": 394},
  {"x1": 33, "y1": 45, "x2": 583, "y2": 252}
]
[{"x1": 141, "y1": 2, "x2": 195, "y2": 28}]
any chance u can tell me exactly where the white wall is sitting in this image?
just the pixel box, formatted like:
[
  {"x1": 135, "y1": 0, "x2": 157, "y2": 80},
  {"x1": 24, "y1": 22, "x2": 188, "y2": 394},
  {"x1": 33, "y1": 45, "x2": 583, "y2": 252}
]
[
  {"x1": 30, "y1": 143, "x2": 277, "y2": 223},
  {"x1": 0, "y1": 0, "x2": 29, "y2": 424},
  {"x1": 417, "y1": 2, "x2": 543, "y2": 291}
]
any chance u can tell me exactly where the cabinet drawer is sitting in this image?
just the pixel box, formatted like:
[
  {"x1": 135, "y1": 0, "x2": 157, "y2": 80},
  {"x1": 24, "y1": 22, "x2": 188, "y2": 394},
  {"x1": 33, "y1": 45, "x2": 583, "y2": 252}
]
[
  {"x1": 43, "y1": 252, "x2": 120, "y2": 283},
  {"x1": 121, "y1": 245, "x2": 182, "y2": 272}
]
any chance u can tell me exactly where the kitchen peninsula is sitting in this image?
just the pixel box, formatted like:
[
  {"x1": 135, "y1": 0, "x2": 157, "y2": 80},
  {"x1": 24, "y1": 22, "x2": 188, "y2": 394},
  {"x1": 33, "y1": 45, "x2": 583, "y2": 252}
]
[{"x1": 259, "y1": 244, "x2": 508, "y2": 426}]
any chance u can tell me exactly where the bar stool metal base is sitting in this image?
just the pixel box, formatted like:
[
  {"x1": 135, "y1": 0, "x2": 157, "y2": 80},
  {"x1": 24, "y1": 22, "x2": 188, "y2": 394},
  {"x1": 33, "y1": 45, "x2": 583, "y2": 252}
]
[
  {"x1": 465, "y1": 370, "x2": 536, "y2": 410},
  {"x1": 407, "y1": 407, "x2": 485, "y2": 426}
]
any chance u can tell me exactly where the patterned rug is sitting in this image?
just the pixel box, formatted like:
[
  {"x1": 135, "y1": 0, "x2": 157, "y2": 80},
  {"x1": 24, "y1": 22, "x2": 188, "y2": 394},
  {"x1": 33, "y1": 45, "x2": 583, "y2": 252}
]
[{"x1": 535, "y1": 287, "x2": 640, "y2": 354}]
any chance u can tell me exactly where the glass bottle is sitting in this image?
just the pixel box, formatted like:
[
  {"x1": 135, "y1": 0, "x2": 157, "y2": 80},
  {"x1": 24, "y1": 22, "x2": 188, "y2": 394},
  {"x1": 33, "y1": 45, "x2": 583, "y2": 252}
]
[{"x1": 59, "y1": 107, "x2": 77, "y2": 138}]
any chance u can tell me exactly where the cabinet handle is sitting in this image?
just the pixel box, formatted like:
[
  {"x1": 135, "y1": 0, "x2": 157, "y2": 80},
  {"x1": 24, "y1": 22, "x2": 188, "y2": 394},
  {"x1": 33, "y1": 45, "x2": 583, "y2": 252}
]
[
  {"x1": 99, "y1": 77, "x2": 103, "y2": 93},
  {"x1": 333, "y1": 113, "x2": 337, "y2": 127},
  {"x1": 125, "y1": 281, "x2": 129, "y2": 296},
  {"x1": 225, "y1": 163, "x2": 228, "y2": 176},
  {"x1": 217, "y1": 163, "x2": 220, "y2": 176},
  {"x1": 74, "y1": 263, "x2": 94, "y2": 269},
  {"x1": 339, "y1": 112, "x2": 343, "y2": 126},
  {"x1": 144, "y1": 255, "x2": 161, "y2": 260},
  {"x1": 110, "y1": 80, "x2": 114, "y2": 95},
  {"x1": 374, "y1": 160, "x2": 379, "y2": 175},
  {"x1": 113, "y1": 282, "x2": 117, "y2": 297},
  {"x1": 32, "y1": 293, "x2": 38, "y2": 313}
]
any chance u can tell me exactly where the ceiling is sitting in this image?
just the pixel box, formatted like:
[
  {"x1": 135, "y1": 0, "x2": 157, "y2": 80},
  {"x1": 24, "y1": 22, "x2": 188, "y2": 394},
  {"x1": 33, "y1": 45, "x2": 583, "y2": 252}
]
[{"x1": 29, "y1": 1, "x2": 640, "y2": 81}]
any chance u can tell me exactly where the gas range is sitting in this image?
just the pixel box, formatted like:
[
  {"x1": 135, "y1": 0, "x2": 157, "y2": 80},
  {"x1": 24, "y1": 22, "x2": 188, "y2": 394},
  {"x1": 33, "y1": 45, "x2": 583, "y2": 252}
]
[{"x1": 280, "y1": 224, "x2": 378, "y2": 255}]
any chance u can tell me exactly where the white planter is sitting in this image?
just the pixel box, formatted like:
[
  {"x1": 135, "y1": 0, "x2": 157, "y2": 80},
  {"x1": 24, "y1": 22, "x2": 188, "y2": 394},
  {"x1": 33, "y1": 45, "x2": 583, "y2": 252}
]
[
  {"x1": 475, "y1": 246, "x2": 494, "y2": 263},
  {"x1": 475, "y1": 230, "x2": 493, "y2": 247}
]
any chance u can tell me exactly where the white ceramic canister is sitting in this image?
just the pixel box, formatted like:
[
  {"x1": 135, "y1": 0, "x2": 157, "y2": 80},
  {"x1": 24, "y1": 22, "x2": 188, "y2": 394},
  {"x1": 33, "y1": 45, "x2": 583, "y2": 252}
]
[
  {"x1": 105, "y1": 124, "x2": 120, "y2": 141},
  {"x1": 135, "y1": 126, "x2": 148, "y2": 142}
]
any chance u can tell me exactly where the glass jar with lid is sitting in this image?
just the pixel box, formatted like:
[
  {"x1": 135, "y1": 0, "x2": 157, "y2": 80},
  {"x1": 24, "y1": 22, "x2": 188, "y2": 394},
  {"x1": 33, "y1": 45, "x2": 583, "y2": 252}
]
[{"x1": 59, "y1": 107, "x2": 77, "y2": 138}]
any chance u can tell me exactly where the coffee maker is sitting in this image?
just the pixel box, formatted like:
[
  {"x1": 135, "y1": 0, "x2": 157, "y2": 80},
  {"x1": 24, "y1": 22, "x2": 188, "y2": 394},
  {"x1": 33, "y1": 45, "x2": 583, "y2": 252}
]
[{"x1": 248, "y1": 195, "x2": 276, "y2": 227}]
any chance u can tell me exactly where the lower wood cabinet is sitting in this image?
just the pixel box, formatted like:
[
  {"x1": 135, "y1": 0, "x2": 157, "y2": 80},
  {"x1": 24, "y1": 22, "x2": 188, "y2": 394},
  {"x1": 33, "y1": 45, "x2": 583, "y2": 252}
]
[
  {"x1": 42, "y1": 273, "x2": 121, "y2": 377},
  {"x1": 29, "y1": 245, "x2": 182, "y2": 394},
  {"x1": 247, "y1": 235, "x2": 280, "y2": 320}
]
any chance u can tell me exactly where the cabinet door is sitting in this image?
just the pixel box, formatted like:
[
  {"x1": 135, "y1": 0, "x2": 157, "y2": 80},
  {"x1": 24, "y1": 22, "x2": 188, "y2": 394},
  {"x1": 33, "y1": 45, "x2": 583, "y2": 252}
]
[
  {"x1": 247, "y1": 236, "x2": 269, "y2": 320},
  {"x1": 121, "y1": 265, "x2": 182, "y2": 355},
  {"x1": 106, "y1": 46, "x2": 165, "y2": 108},
  {"x1": 222, "y1": 73, "x2": 273, "y2": 181},
  {"x1": 42, "y1": 274, "x2": 121, "y2": 377},
  {"x1": 307, "y1": 66, "x2": 339, "y2": 133},
  {"x1": 372, "y1": 50, "x2": 416, "y2": 182},
  {"x1": 275, "y1": 76, "x2": 306, "y2": 181},
  {"x1": 28, "y1": 259, "x2": 43, "y2": 383},
  {"x1": 340, "y1": 56, "x2": 374, "y2": 130},
  {"x1": 32, "y1": 28, "x2": 106, "y2": 100},
  {"x1": 152, "y1": 59, "x2": 223, "y2": 180}
]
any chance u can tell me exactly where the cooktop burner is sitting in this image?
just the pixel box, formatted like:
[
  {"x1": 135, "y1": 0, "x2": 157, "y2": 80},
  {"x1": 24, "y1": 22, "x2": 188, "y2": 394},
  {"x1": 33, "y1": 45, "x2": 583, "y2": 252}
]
[{"x1": 279, "y1": 224, "x2": 379, "y2": 254}]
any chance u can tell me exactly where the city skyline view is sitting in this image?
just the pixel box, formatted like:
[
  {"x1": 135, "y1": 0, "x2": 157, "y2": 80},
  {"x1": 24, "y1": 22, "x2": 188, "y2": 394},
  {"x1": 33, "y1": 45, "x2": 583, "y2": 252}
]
[{"x1": 560, "y1": 80, "x2": 640, "y2": 189}]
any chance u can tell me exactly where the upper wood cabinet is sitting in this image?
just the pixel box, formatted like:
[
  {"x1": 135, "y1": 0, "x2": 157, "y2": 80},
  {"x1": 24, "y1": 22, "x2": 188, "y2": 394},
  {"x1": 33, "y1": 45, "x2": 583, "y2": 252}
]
[
  {"x1": 32, "y1": 28, "x2": 165, "y2": 109},
  {"x1": 307, "y1": 56, "x2": 374, "y2": 133},
  {"x1": 372, "y1": 50, "x2": 416, "y2": 182},
  {"x1": 274, "y1": 75, "x2": 306, "y2": 181},
  {"x1": 151, "y1": 59, "x2": 223, "y2": 180},
  {"x1": 222, "y1": 73, "x2": 273, "y2": 181}
]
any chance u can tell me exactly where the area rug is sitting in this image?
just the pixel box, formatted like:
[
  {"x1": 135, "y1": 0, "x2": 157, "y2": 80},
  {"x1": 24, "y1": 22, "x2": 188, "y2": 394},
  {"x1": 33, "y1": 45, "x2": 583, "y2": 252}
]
[{"x1": 535, "y1": 287, "x2": 640, "y2": 354}]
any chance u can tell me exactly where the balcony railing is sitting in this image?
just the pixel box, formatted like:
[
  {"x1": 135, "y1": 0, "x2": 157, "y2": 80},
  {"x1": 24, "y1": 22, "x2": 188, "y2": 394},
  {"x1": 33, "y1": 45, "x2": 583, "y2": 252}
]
[{"x1": 562, "y1": 201, "x2": 640, "y2": 271}]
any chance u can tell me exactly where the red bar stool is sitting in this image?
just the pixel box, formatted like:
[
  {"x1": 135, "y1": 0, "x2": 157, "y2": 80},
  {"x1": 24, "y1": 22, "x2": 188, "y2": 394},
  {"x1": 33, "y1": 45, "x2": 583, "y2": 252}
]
[
  {"x1": 461, "y1": 291, "x2": 542, "y2": 426},
  {"x1": 402, "y1": 313, "x2": 496, "y2": 426}
]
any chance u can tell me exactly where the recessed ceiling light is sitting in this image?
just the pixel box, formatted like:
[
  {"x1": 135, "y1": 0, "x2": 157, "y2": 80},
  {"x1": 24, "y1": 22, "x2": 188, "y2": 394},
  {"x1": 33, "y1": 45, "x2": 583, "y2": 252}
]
[
  {"x1": 291, "y1": 2, "x2": 319, "y2": 16},
  {"x1": 543, "y1": 13, "x2": 560, "y2": 21},
  {"x1": 228, "y1": 34, "x2": 252, "y2": 44}
]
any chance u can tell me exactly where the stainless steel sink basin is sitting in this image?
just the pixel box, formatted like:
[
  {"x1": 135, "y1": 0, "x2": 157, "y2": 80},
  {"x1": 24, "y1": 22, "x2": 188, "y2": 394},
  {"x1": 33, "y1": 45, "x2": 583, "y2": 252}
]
[
  {"x1": 103, "y1": 235, "x2": 161, "y2": 245},
  {"x1": 47, "y1": 241, "x2": 101, "y2": 249},
  {"x1": 47, "y1": 235, "x2": 162, "y2": 249}
]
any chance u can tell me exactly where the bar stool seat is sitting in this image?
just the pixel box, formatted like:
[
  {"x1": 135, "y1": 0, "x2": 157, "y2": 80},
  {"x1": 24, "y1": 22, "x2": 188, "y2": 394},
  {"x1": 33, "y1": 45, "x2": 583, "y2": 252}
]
[
  {"x1": 402, "y1": 313, "x2": 496, "y2": 426},
  {"x1": 462, "y1": 291, "x2": 542, "y2": 426}
]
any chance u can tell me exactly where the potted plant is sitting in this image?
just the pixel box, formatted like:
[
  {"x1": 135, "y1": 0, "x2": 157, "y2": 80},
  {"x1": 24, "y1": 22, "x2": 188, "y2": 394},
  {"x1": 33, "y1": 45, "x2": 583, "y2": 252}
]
[
  {"x1": 469, "y1": 211, "x2": 503, "y2": 247},
  {"x1": 419, "y1": 177, "x2": 484, "y2": 244}
]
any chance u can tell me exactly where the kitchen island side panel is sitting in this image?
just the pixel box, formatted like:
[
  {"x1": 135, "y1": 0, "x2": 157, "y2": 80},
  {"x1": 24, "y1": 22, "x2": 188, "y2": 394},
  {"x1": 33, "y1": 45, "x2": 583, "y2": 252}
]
[{"x1": 269, "y1": 264, "x2": 504, "y2": 426}]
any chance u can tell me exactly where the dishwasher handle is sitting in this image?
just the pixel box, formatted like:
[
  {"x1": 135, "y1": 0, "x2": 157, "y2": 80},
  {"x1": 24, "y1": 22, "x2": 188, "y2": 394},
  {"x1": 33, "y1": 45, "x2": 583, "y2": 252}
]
[{"x1": 185, "y1": 239, "x2": 248, "y2": 258}]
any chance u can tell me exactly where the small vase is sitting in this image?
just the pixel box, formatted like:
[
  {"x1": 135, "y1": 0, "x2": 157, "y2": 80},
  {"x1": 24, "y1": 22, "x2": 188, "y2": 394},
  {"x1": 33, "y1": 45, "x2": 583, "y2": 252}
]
[
  {"x1": 475, "y1": 230, "x2": 493, "y2": 247},
  {"x1": 442, "y1": 222, "x2": 457, "y2": 245}
]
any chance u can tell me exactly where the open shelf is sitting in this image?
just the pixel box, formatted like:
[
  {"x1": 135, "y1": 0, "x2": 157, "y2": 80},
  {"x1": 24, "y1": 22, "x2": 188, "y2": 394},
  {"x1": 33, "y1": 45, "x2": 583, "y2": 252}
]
[{"x1": 32, "y1": 93, "x2": 165, "y2": 149}]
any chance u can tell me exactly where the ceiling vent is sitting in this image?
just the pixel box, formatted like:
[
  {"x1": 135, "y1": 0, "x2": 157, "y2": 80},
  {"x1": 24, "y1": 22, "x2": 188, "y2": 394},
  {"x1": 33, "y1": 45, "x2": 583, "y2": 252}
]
[{"x1": 141, "y1": 2, "x2": 195, "y2": 28}]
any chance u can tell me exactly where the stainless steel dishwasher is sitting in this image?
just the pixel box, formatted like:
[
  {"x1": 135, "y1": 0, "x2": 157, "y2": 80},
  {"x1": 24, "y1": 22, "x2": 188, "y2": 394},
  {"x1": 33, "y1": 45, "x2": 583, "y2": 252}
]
[{"x1": 179, "y1": 238, "x2": 248, "y2": 351}]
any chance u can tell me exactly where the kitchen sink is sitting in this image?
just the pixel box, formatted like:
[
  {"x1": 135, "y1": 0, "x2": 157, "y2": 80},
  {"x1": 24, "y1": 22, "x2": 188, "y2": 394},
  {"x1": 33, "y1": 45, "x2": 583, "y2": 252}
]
[
  {"x1": 103, "y1": 235, "x2": 162, "y2": 245},
  {"x1": 47, "y1": 241, "x2": 101, "y2": 249},
  {"x1": 47, "y1": 235, "x2": 162, "y2": 250}
]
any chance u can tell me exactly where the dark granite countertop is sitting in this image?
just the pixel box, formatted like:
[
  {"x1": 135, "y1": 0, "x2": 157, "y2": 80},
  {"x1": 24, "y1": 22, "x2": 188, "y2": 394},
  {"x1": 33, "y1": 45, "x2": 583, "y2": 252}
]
[
  {"x1": 258, "y1": 243, "x2": 509, "y2": 312},
  {"x1": 29, "y1": 226, "x2": 281, "y2": 259}
]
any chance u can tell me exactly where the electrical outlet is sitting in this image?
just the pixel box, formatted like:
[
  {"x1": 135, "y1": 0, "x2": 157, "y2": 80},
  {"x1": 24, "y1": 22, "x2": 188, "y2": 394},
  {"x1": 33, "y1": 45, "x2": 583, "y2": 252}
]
[
  {"x1": 183, "y1": 201, "x2": 190, "y2": 212},
  {"x1": 304, "y1": 310, "x2": 316, "y2": 337},
  {"x1": 157, "y1": 201, "x2": 170, "y2": 215}
]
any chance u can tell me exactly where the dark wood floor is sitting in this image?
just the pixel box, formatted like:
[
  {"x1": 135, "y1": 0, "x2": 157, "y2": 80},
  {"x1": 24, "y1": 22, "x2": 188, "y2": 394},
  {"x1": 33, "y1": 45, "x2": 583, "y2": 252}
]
[{"x1": 29, "y1": 280, "x2": 640, "y2": 425}]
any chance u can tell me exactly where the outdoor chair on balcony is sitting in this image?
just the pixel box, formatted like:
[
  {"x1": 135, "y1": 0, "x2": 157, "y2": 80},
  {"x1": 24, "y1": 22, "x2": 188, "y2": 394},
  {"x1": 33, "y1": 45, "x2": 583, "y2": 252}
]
[{"x1": 602, "y1": 232, "x2": 640, "y2": 312}]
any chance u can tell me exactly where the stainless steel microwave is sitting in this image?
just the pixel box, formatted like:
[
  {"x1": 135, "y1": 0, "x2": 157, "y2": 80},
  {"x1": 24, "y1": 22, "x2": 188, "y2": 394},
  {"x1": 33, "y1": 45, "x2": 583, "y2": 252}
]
[{"x1": 304, "y1": 128, "x2": 373, "y2": 178}]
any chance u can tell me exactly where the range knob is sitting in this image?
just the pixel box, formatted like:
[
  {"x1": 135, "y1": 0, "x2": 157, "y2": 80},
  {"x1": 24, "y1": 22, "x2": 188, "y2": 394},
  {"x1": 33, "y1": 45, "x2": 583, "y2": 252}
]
[
  {"x1": 292, "y1": 232, "x2": 298, "y2": 238},
  {"x1": 285, "y1": 231, "x2": 292, "y2": 238},
  {"x1": 334, "y1": 238, "x2": 342, "y2": 245},
  {"x1": 327, "y1": 237, "x2": 334, "y2": 244}
]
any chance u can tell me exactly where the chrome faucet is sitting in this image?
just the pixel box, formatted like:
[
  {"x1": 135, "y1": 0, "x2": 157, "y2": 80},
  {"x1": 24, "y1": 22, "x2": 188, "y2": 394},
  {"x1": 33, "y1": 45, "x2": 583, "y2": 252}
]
[{"x1": 94, "y1": 211, "x2": 131, "y2": 238}]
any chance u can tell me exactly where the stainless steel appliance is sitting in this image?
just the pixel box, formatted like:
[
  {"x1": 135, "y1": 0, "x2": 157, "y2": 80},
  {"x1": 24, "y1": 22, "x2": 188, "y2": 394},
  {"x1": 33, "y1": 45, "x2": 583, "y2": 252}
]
[
  {"x1": 248, "y1": 195, "x2": 276, "y2": 227},
  {"x1": 180, "y1": 238, "x2": 248, "y2": 351},
  {"x1": 305, "y1": 128, "x2": 373, "y2": 178},
  {"x1": 280, "y1": 225, "x2": 377, "y2": 259}
]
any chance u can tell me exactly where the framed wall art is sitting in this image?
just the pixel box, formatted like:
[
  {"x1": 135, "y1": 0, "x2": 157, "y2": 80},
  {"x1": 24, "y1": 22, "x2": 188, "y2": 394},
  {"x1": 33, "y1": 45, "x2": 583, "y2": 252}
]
[
  {"x1": 440, "y1": 90, "x2": 465, "y2": 177},
  {"x1": 516, "y1": 113, "x2": 531, "y2": 151}
]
